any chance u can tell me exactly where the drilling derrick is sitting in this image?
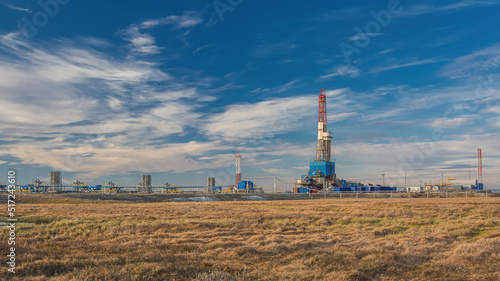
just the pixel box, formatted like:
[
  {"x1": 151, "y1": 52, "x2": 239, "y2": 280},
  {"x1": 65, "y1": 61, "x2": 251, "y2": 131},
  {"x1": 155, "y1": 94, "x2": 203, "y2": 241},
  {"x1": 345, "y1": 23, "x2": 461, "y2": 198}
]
[
  {"x1": 296, "y1": 89, "x2": 337, "y2": 192},
  {"x1": 317, "y1": 88, "x2": 333, "y2": 162}
]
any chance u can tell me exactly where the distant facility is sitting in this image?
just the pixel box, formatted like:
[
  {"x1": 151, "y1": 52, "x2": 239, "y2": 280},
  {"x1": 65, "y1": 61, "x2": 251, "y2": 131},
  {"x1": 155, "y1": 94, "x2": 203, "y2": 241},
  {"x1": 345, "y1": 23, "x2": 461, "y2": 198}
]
[
  {"x1": 295, "y1": 89, "x2": 397, "y2": 193},
  {"x1": 8, "y1": 90, "x2": 487, "y2": 194}
]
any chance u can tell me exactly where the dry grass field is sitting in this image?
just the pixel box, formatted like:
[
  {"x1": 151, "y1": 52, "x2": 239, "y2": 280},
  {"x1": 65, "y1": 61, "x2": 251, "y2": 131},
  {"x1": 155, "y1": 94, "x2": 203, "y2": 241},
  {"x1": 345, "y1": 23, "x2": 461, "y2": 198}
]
[{"x1": 1, "y1": 196, "x2": 499, "y2": 280}]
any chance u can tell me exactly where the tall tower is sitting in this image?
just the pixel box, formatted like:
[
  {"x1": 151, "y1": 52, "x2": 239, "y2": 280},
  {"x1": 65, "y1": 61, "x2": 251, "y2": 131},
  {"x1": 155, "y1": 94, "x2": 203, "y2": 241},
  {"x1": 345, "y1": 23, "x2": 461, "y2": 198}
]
[
  {"x1": 478, "y1": 148, "x2": 483, "y2": 184},
  {"x1": 317, "y1": 88, "x2": 333, "y2": 162},
  {"x1": 235, "y1": 151, "x2": 242, "y2": 186},
  {"x1": 301, "y1": 88, "x2": 337, "y2": 191}
]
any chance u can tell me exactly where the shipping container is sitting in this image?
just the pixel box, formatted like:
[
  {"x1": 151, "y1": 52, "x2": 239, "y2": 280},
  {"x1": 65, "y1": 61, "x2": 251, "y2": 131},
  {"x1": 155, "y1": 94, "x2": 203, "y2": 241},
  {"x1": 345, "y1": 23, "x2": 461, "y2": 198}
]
[{"x1": 237, "y1": 181, "x2": 254, "y2": 190}]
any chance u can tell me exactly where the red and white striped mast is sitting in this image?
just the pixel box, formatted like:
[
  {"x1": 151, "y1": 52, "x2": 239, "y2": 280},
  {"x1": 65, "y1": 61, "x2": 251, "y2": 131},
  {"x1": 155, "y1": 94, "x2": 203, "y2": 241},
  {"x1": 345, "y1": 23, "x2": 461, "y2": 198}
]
[
  {"x1": 317, "y1": 88, "x2": 332, "y2": 162},
  {"x1": 235, "y1": 151, "x2": 242, "y2": 186}
]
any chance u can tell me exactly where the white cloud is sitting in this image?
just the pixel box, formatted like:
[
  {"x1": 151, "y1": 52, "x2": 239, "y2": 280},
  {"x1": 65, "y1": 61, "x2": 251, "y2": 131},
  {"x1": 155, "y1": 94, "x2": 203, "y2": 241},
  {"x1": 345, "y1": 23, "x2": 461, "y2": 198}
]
[
  {"x1": 490, "y1": 117, "x2": 500, "y2": 127},
  {"x1": 440, "y1": 44, "x2": 500, "y2": 79},
  {"x1": 379, "y1": 48, "x2": 395, "y2": 54},
  {"x1": 0, "y1": 32, "x2": 221, "y2": 179},
  {"x1": 205, "y1": 89, "x2": 355, "y2": 140},
  {"x1": 319, "y1": 65, "x2": 360, "y2": 80},
  {"x1": 205, "y1": 95, "x2": 315, "y2": 140},
  {"x1": 362, "y1": 108, "x2": 406, "y2": 121},
  {"x1": 0, "y1": 0, "x2": 32, "y2": 13},
  {"x1": 370, "y1": 58, "x2": 439, "y2": 73},
  {"x1": 207, "y1": 82, "x2": 245, "y2": 94},
  {"x1": 122, "y1": 25, "x2": 162, "y2": 55},
  {"x1": 277, "y1": 79, "x2": 300, "y2": 93},
  {"x1": 399, "y1": 0, "x2": 499, "y2": 16},
  {"x1": 122, "y1": 12, "x2": 203, "y2": 55},
  {"x1": 107, "y1": 97, "x2": 125, "y2": 110},
  {"x1": 0, "y1": 33, "x2": 165, "y2": 88},
  {"x1": 430, "y1": 117, "x2": 474, "y2": 129},
  {"x1": 249, "y1": 79, "x2": 301, "y2": 94},
  {"x1": 486, "y1": 105, "x2": 500, "y2": 114},
  {"x1": 263, "y1": 168, "x2": 288, "y2": 174},
  {"x1": 325, "y1": 88, "x2": 350, "y2": 97},
  {"x1": 2, "y1": 140, "x2": 232, "y2": 179},
  {"x1": 140, "y1": 11, "x2": 203, "y2": 30},
  {"x1": 346, "y1": 33, "x2": 383, "y2": 41}
]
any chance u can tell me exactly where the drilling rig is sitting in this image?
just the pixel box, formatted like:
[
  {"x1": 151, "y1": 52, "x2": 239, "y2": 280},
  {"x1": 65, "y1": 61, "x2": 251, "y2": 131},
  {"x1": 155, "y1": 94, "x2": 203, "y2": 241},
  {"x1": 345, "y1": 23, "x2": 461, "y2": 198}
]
[{"x1": 297, "y1": 89, "x2": 339, "y2": 191}]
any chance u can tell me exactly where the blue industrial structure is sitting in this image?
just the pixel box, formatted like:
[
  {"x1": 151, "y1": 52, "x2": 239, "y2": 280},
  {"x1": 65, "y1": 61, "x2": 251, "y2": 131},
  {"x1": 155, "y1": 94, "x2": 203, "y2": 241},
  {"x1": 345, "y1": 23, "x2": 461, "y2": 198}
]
[
  {"x1": 18, "y1": 180, "x2": 49, "y2": 192},
  {"x1": 237, "y1": 180, "x2": 253, "y2": 190},
  {"x1": 295, "y1": 187, "x2": 310, "y2": 194},
  {"x1": 235, "y1": 180, "x2": 263, "y2": 193},
  {"x1": 308, "y1": 161, "x2": 335, "y2": 177}
]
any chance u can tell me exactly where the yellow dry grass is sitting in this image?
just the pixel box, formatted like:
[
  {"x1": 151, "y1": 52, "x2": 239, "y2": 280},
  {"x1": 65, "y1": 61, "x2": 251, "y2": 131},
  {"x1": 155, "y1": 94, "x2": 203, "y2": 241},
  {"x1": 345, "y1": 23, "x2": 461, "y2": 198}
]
[{"x1": 1, "y1": 197, "x2": 499, "y2": 280}]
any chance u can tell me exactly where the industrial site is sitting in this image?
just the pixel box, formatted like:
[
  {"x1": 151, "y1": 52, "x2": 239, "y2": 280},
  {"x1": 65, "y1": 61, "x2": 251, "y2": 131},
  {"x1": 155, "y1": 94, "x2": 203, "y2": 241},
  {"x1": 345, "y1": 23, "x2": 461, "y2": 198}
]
[{"x1": 1, "y1": 89, "x2": 489, "y2": 198}]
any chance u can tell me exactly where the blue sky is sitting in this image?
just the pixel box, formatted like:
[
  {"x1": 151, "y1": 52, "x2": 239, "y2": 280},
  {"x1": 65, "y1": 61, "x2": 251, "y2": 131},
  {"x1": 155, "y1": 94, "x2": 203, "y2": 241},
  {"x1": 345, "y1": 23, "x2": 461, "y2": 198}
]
[{"x1": 0, "y1": 0, "x2": 499, "y2": 188}]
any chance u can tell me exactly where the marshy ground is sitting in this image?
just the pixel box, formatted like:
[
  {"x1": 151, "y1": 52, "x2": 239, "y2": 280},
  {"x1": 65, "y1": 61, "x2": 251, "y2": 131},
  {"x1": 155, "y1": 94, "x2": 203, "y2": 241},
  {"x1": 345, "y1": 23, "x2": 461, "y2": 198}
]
[{"x1": 1, "y1": 195, "x2": 499, "y2": 280}]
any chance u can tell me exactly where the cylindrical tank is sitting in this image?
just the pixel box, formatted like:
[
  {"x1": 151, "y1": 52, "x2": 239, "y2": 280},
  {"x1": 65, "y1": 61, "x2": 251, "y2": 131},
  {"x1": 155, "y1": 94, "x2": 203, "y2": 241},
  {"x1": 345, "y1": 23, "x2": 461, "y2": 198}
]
[
  {"x1": 207, "y1": 177, "x2": 215, "y2": 188},
  {"x1": 141, "y1": 175, "x2": 151, "y2": 187},
  {"x1": 49, "y1": 171, "x2": 62, "y2": 186},
  {"x1": 449, "y1": 180, "x2": 477, "y2": 186}
]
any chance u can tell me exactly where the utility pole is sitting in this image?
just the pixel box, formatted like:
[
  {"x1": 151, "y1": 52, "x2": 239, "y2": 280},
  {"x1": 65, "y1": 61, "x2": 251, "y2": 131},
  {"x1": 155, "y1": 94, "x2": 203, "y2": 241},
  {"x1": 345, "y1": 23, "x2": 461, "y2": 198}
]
[
  {"x1": 469, "y1": 160, "x2": 471, "y2": 180},
  {"x1": 478, "y1": 149, "x2": 483, "y2": 185},
  {"x1": 324, "y1": 182, "x2": 328, "y2": 199},
  {"x1": 404, "y1": 171, "x2": 407, "y2": 192}
]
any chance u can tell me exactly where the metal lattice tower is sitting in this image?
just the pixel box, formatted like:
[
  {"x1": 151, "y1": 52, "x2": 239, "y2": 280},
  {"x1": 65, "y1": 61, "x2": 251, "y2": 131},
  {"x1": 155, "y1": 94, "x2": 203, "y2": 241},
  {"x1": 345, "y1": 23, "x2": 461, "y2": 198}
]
[
  {"x1": 235, "y1": 151, "x2": 242, "y2": 186},
  {"x1": 316, "y1": 88, "x2": 333, "y2": 162},
  {"x1": 478, "y1": 148, "x2": 483, "y2": 184}
]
